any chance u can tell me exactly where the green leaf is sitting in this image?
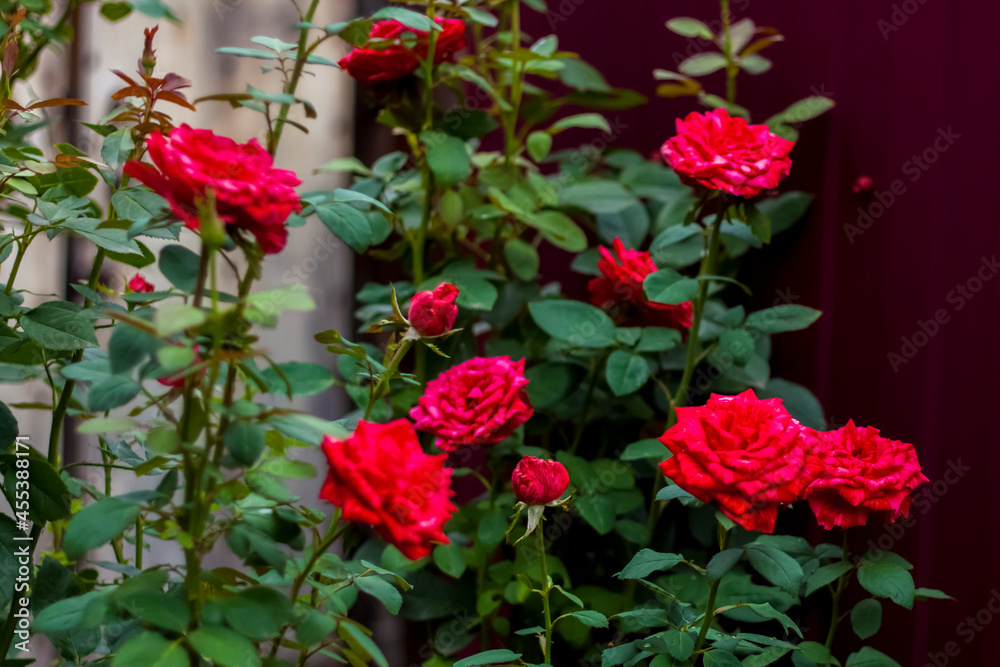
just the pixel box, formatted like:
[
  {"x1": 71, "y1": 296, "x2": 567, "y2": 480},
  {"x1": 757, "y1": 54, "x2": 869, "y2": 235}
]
[
  {"x1": 159, "y1": 245, "x2": 200, "y2": 293},
  {"x1": 88, "y1": 375, "x2": 141, "y2": 411},
  {"x1": 102, "y1": 129, "x2": 135, "y2": 171},
  {"x1": 568, "y1": 610, "x2": 609, "y2": 628},
  {"x1": 744, "y1": 305, "x2": 822, "y2": 333},
  {"x1": 666, "y1": 17, "x2": 713, "y2": 39},
  {"x1": 21, "y1": 304, "x2": 98, "y2": 350},
  {"x1": 527, "y1": 131, "x2": 553, "y2": 162},
  {"x1": 620, "y1": 439, "x2": 665, "y2": 461},
  {"x1": 605, "y1": 350, "x2": 649, "y2": 396},
  {"x1": 221, "y1": 586, "x2": 294, "y2": 639},
  {"x1": 522, "y1": 209, "x2": 587, "y2": 252},
  {"x1": 560, "y1": 180, "x2": 638, "y2": 215},
  {"x1": 636, "y1": 327, "x2": 682, "y2": 352},
  {"x1": 914, "y1": 587, "x2": 954, "y2": 601},
  {"x1": 316, "y1": 201, "x2": 376, "y2": 253},
  {"x1": 32, "y1": 590, "x2": 104, "y2": 633},
  {"x1": 805, "y1": 561, "x2": 853, "y2": 597},
  {"x1": 112, "y1": 633, "x2": 186, "y2": 667},
  {"x1": 100, "y1": 2, "x2": 133, "y2": 21},
  {"x1": 644, "y1": 269, "x2": 699, "y2": 305},
  {"x1": 340, "y1": 621, "x2": 389, "y2": 667},
  {"x1": 851, "y1": 599, "x2": 882, "y2": 640},
  {"x1": 504, "y1": 239, "x2": 540, "y2": 281},
  {"x1": 679, "y1": 52, "x2": 728, "y2": 76},
  {"x1": 746, "y1": 544, "x2": 803, "y2": 594},
  {"x1": 224, "y1": 421, "x2": 267, "y2": 466},
  {"x1": 433, "y1": 544, "x2": 467, "y2": 578},
  {"x1": 857, "y1": 560, "x2": 915, "y2": 609},
  {"x1": 704, "y1": 651, "x2": 742, "y2": 667},
  {"x1": 0, "y1": 400, "x2": 16, "y2": 449},
  {"x1": 354, "y1": 576, "x2": 403, "y2": 614},
  {"x1": 758, "y1": 192, "x2": 813, "y2": 235},
  {"x1": 664, "y1": 628, "x2": 694, "y2": 661},
  {"x1": 63, "y1": 218, "x2": 144, "y2": 255},
  {"x1": 260, "y1": 362, "x2": 335, "y2": 397},
  {"x1": 576, "y1": 495, "x2": 615, "y2": 535},
  {"x1": 549, "y1": 113, "x2": 611, "y2": 134},
  {"x1": 798, "y1": 642, "x2": 839, "y2": 666},
  {"x1": 478, "y1": 506, "x2": 507, "y2": 548},
  {"x1": 421, "y1": 131, "x2": 470, "y2": 187},
  {"x1": 747, "y1": 205, "x2": 771, "y2": 244},
  {"x1": 718, "y1": 329, "x2": 754, "y2": 366},
  {"x1": 706, "y1": 548, "x2": 743, "y2": 580},
  {"x1": 63, "y1": 496, "x2": 140, "y2": 559},
  {"x1": 454, "y1": 650, "x2": 523, "y2": 667},
  {"x1": 765, "y1": 96, "x2": 835, "y2": 128},
  {"x1": 108, "y1": 324, "x2": 161, "y2": 374},
  {"x1": 528, "y1": 300, "x2": 617, "y2": 348},
  {"x1": 188, "y1": 626, "x2": 262, "y2": 667},
  {"x1": 615, "y1": 549, "x2": 683, "y2": 579},
  {"x1": 845, "y1": 647, "x2": 900, "y2": 667},
  {"x1": 154, "y1": 303, "x2": 206, "y2": 336},
  {"x1": 370, "y1": 6, "x2": 442, "y2": 32},
  {"x1": 739, "y1": 603, "x2": 803, "y2": 638}
]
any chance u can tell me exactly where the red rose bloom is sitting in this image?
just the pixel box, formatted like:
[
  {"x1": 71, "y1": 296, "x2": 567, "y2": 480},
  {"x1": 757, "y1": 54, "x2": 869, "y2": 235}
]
[
  {"x1": 156, "y1": 345, "x2": 203, "y2": 388},
  {"x1": 409, "y1": 282, "x2": 459, "y2": 337},
  {"x1": 661, "y1": 108, "x2": 794, "y2": 198},
  {"x1": 127, "y1": 273, "x2": 154, "y2": 293},
  {"x1": 512, "y1": 456, "x2": 570, "y2": 505},
  {"x1": 804, "y1": 421, "x2": 929, "y2": 530},
  {"x1": 124, "y1": 125, "x2": 302, "y2": 254},
  {"x1": 410, "y1": 356, "x2": 533, "y2": 452},
  {"x1": 320, "y1": 420, "x2": 456, "y2": 560},
  {"x1": 338, "y1": 18, "x2": 467, "y2": 85},
  {"x1": 588, "y1": 237, "x2": 693, "y2": 330},
  {"x1": 658, "y1": 389, "x2": 822, "y2": 533}
]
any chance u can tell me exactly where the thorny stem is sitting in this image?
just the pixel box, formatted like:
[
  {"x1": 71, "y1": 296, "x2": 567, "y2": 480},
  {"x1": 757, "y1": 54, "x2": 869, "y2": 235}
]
[
  {"x1": 270, "y1": 0, "x2": 321, "y2": 155},
  {"x1": 721, "y1": 0, "x2": 738, "y2": 105},
  {"x1": 364, "y1": 338, "x2": 413, "y2": 420},
  {"x1": 537, "y1": 519, "x2": 554, "y2": 665},
  {"x1": 693, "y1": 526, "x2": 731, "y2": 660},
  {"x1": 413, "y1": 0, "x2": 439, "y2": 286},
  {"x1": 824, "y1": 532, "x2": 852, "y2": 660}
]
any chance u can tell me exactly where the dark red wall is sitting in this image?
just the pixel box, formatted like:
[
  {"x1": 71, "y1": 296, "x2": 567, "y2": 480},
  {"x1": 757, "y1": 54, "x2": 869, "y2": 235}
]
[{"x1": 529, "y1": 2, "x2": 999, "y2": 665}]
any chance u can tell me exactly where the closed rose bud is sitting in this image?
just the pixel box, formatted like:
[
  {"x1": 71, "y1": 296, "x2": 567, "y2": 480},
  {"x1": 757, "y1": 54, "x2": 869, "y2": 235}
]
[
  {"x1": 127, "y1": 273, "x2": 154, "y2": 293},
  {"x1": 141, "y1": 25, "x2": 158, "y2": 74},
  {"x1": 852, "y1": 175, "x2": 873, "y2": 195},
  {"x1": 408, "y1": 282, "x2": 459, "y2": 337},
  {"x1": 512, "y1": 456, "x2": 569, "y2": 505}
]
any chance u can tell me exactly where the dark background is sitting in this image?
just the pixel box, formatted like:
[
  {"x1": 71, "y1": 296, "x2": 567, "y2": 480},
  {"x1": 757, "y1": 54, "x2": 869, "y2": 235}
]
[{"x1": 524, "y1": 1, "x2": 995, "y2": 665}]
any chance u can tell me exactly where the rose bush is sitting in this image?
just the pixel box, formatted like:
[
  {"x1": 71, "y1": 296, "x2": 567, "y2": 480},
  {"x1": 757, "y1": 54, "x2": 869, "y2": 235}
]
[{"x1": 0, "y1": 2, "x2": 943, "y2": 667}]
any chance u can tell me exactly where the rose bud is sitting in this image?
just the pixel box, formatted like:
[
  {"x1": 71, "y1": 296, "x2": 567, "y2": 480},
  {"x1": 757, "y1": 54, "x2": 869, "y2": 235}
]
[
  {"x1": 127, "y1": 273, "x2": 154, "y2": 294},
  {"x1": 512, "y1": 456, "x2": 570, "y2": 505},
  {"x1": 852, "y1": 175, "x2": 874, "y2": 195},
  {"x1": 408, "y1": 282, "x2": 459, "y2": 337}
]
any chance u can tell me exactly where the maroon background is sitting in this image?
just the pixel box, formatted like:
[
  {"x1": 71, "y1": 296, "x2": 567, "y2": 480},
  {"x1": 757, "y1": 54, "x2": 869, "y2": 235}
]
[{"x1": 526, "y1": 2, "x2": 996, "y2": 665}]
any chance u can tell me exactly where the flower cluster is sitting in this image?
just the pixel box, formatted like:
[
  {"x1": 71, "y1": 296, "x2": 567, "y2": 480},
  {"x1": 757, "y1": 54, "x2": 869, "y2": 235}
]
[
  {"x1": 658, "y1": 389, "x2": 928, "y2": 533},
  {"x1": 661, "y1": 108, "x2": 794, "y2": 198},
  {"x1": 588, "y1": 237, "x2": 693, "y2": 330},
  {"x1": 338, "y1": 18, "x2": 467, "y2": 85},
  {"x1": 125, "y1": 124, "x2": 302, "y2": 254}
]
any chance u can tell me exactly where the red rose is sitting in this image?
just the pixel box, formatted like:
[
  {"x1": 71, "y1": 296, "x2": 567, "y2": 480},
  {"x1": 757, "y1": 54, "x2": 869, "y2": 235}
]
[
  {"x1": 320, "y1": 420, "x2": 456, "y2": 560},
  {"x1": 409, "y1": 282, "x2": 459, "y2": 337},
  {"x1": 852, "y1": 175, "x2": 874, "y2": 195},
  {"x1": 338, "y1": 18, "x2": 467, "y2": 85},
  {"x1": 124, "y1": 125, "x2": 302, "y2": 254},
  {"x1": 588, "y1": 237, "x2": 693, "y2": 330},
  {"x1": 658, "y1": 389, "x2": 822, "y2": 533},
  {"x1": 127, "y1": 273, "x2": 154, "y2": 293},
  {"x1": 661, "y1": 108, "x2": 794, "y2": 198},
  {"x1": 804, "y1": 420, "x2": 929, "y2": 530},
  {"x1": 512, "y1": 456, "x2": 569, "y2": 505},
  {"x1": 410, "y1": 356, "x2": 533, "y2": 452}
]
